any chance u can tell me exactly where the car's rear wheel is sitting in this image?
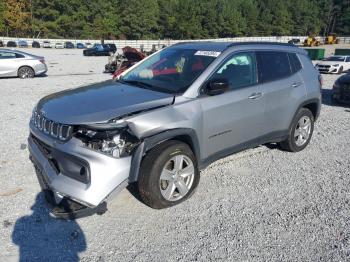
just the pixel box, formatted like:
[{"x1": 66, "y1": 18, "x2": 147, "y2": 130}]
[
  {"x1": 279, "y1": 108, "x2": 314, "y2": 152},
  {"x1": 138, "y1": 140, "x2": 200, "y2": 209},
  {"x1": 18, "y1": 66, "x2": 35, "y2": 79}
]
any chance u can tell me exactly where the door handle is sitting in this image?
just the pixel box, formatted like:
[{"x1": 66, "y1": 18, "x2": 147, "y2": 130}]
[
  {"x1": 249, "y1": 92, "x2": 263, "y2": 99},
  {"x1": 291, "y1": 82, "x2": 302, "y2": 88}
]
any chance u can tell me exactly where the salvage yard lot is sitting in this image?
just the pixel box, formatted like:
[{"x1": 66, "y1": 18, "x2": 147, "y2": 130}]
[{"x1": 0, "y1": 48, "x2": 349, "y2": 261}]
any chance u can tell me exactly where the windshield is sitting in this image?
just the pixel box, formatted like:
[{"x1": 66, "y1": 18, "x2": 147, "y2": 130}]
[
  {"x1": 324, "y1": 56, "x2": 345, "y2": 62},
  {"x1": 121, "y1": 48, "x2": 218, "y2": 94}
]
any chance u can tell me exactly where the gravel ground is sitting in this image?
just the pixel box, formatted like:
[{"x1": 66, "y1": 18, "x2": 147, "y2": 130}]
[{"x1": 0, "y1": 48, "x2": 349, "y2": 262}]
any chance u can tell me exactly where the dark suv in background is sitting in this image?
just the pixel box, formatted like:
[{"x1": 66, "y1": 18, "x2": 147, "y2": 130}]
[
  {"x1": 83, "y1": 44, "x2": 116, "y2": 56},
  {"x1": 7, "y1": 41, "x2": 17, "y2": 47},
  {"x1": 64, "y1": 41, "x2": 75, "y2": 49}
]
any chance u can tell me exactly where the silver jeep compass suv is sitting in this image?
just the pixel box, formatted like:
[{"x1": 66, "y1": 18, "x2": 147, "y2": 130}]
[{"x1": 28, "y1": 42, "x2": 321, "y2": 218}]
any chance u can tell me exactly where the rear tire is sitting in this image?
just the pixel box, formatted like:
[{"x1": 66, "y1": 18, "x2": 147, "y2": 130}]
[
  {"x1": 279, "y1": 108, "x2": 314, "y2": 152},
  {"x1": 18, "y1": 66, "x2": 35, "y2": 79},
  {"x1": 138, "y1": 140, "x2": 200, "y2": 209}
]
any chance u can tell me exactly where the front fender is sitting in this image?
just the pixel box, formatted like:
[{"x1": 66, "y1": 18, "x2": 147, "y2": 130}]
[{"x1": 128, "y1": 128, "x2": 201, "y2": 182}]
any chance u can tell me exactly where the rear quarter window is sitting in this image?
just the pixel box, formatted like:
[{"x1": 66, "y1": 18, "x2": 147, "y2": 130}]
[
  {"x1": 257, "y1": 51, "x2": 292, "y2": 83},
  {"x1": 15, "y1": 53, "x2": 25, "y2": 58},
  {"x1": 288, "y1": 53, "x2": 302, "y2": 73}
]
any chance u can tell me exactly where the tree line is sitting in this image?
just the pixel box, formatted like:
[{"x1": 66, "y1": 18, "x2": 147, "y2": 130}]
[{"x1": 0, "y1": 0, "x2": 349, "y2": 40}]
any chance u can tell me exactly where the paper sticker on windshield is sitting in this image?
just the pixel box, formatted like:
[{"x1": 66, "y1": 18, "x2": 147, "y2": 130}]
[{"x1": 195, "y1": 51, "x2": 221, "y2": 57}]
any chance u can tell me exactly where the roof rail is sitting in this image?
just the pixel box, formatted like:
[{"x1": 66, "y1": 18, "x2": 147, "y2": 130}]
[
  {"x1": 227, "y1": 41, "x2": 295, "y2": 47},
  {"x1": 171, "y1": 41, "x2": 215, "y2": 46}
]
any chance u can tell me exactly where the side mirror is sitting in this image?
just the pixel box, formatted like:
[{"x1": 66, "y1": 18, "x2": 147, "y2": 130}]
[{"x1": 205, "y1": 79, "x2": 229, "y2": 96}]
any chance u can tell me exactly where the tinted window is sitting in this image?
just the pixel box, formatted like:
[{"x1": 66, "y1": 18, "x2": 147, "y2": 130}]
[
  {"x1": 0, "y1": 52, "x2": 16, "y2": 59},
  {"x1": 346, "y1": 57, "x2": 350, "y2": 62},
  {"x1": 289, "y1": 53, "x2": 302, "y2": 73},
  {"x1": 257, "y1": 51, "x2": 291, "y2": 83},
  {"x1": 212, "y1": 52, "x2": 257, "y2": 89}
]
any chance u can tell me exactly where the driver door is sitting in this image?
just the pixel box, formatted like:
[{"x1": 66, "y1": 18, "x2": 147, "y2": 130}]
[{"x1": 200, "y1": 51, "x2": 265, "y2": 159}]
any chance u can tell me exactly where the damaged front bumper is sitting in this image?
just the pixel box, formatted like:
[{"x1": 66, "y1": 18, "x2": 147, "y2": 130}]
[{"x1": 28, "y1": 121, "x2": 132, "y2": 218}]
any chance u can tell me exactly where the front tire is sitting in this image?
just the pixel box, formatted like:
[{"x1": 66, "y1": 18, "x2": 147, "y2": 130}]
[
  {"x1": 279, "y1": 108, "x2": 314, "y2": 152},
  {"x1": 18, "y1": 66, "x2": 35, "y2": 79},
  {"x1": 138, "y1": 140, "x2": 200, "y2": 209}
]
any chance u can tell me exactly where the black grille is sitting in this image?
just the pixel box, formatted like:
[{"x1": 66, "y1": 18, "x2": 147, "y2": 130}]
[{"x1": 32, "y1": 110, "x2": 72, "y2": 141}]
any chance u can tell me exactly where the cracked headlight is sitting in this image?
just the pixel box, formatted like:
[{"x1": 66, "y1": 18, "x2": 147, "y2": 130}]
[
  {"x1": 75, "y1": 124, "x2": 139, "y2": 158},
  {"x1": 100, "y1": 134, "x2": 125, "y2": 158}
]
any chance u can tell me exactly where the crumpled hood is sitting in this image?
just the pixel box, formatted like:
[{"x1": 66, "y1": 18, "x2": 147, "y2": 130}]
[{"x1": 37, "y1": 80, "x2": 174, "y2": 125}]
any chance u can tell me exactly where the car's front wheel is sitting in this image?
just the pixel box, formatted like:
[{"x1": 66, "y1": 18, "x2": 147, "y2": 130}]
[
  {"x1": 18, "y1": 66, "x2": 35, "y2": 79},
  {"x1": 279, "y1": 108, "x2": 314, "y2": 152},
  {"x1": 138, "y1": 140, "x2": 200, "y2": 209}
]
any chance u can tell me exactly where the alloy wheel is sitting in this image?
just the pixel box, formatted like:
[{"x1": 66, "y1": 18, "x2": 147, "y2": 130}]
[
  {"x1": 294, "y1": 116, "x2": 312, "y2": 147},
  {"x1": 19, "y1": 68, "x2": 34, "y2": 78},
  {"x1": 159, "y1": 155, "x2": 195, "y2": 202}
]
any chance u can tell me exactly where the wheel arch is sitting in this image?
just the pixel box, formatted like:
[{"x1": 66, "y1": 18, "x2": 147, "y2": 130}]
[
  {"x1": 18, "y1": 65, "x2": 35, "y2": 77},
  {"x1": 128, "y1": 128, "x2": 201, "y2": 182},
  {"x1": 301, "y1": 99, "x2": 320, "y2": 121}
]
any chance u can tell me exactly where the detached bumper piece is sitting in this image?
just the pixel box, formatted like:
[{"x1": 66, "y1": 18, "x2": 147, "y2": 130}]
[
  {"x1": 33, "y1": 163, "x2": 107, "y2": 219},
  {"x1": 45, "y1": 190, "x2": 107, "y2": 220}
]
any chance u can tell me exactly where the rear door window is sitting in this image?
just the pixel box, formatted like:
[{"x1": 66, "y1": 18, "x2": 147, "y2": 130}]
[
  {"x1": 346, "y1": 57, "x2": 350, "y2": 62},
  {"x1": 257, "y1": 51, "x2": 292, "y2": 83},
  {"x1": 0, "y1": 52, "x2": 16, "y2": 59}
]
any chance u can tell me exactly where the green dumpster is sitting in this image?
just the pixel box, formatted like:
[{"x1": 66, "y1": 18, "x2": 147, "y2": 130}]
[
  {"x1": 334, "y1": 49, "x2": 350, "y2": 56},
  {"x1": 303, "y1": 48, "x2": 325, "y2": 60}
]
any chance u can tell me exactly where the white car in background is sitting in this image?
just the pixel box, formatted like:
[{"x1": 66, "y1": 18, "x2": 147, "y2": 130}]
[
  {"x1": 315, "y1": 55, "x2": 350, "y2": 74},
  {"x1": 85, "y1": 43, "x2": 94, "y2": 48},
  {"x1": 0, "y1": 49, "x2": 47, "y2": 78},
  {"x1": 55, "y1": 42, "x2": 64, "y2": 49},
  {"x1": 43, "y1": 41, "x2": 52, "y2": 48}
]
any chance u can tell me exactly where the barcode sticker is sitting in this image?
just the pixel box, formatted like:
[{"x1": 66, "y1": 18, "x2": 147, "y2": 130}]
[{"x1": 194, "y1": 51, "x2": 221, "y2": 57}]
